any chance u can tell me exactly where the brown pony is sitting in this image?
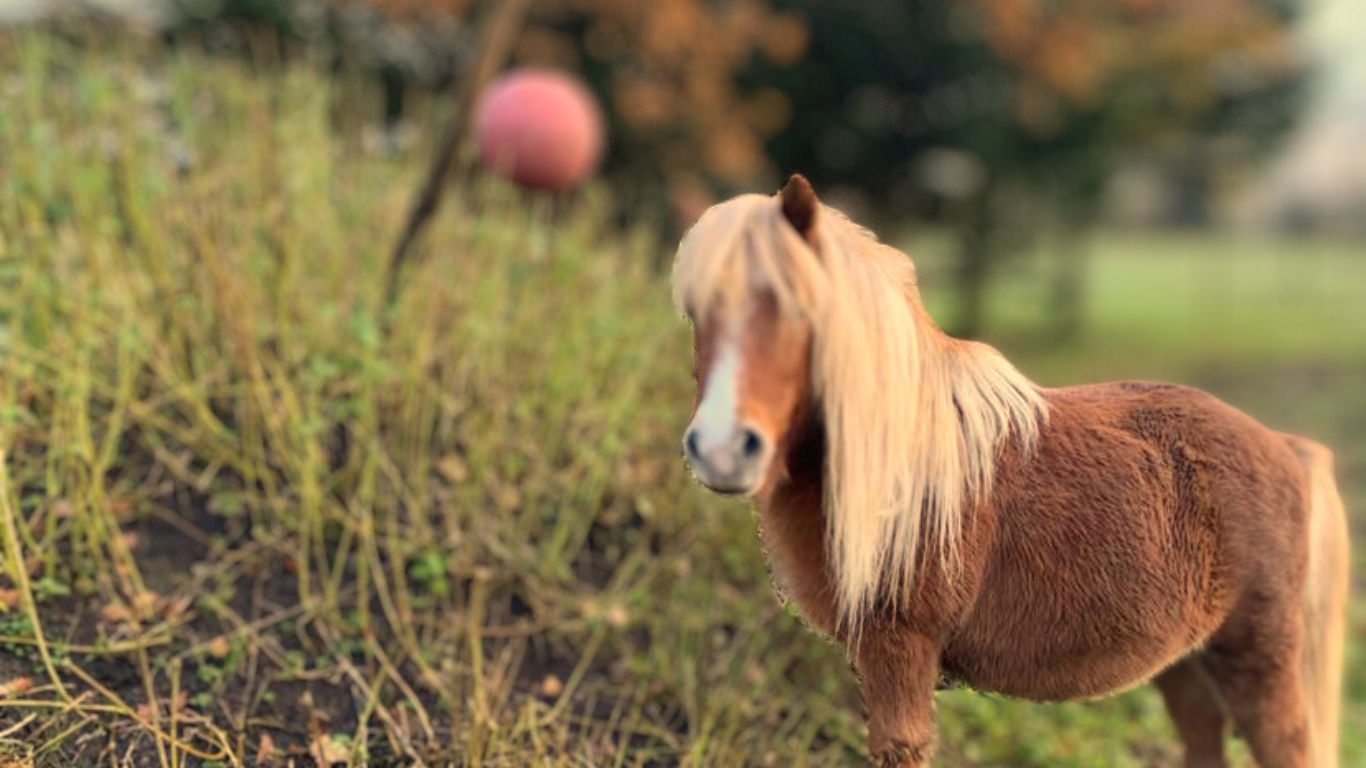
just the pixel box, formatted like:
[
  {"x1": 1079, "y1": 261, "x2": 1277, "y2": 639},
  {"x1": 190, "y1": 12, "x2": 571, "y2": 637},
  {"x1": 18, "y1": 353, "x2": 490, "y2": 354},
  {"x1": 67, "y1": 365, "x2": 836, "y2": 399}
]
[{"x1": 672, "y1": 175, "x2": 1350, "y2": 768}]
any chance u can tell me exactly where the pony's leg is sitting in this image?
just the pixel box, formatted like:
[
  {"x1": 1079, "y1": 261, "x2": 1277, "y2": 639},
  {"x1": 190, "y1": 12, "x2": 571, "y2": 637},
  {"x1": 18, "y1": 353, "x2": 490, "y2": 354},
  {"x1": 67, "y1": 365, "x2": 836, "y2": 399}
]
[
  {"x1": 1204, "y1": 615, "x2": 1309, "y2": 768},
  {"x1": 1155, "y1": 657, "x2": 1228, "y2": 768},
  {"x1": 854, "y1": 630, "x2": 940, "y2": 768}
]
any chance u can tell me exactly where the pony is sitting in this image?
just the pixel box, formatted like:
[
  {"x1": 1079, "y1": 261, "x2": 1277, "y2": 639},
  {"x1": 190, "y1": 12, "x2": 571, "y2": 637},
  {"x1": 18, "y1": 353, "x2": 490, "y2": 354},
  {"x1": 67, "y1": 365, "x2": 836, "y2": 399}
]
[{"x1": 672, "y1": 175, "x2": 1350, "y2": 768}]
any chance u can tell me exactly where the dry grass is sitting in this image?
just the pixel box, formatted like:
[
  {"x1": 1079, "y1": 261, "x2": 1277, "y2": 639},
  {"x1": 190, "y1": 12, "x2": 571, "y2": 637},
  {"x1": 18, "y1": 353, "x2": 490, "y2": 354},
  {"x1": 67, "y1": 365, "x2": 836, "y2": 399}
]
[{"x1": 0, "y1": 31, "x2": 866, "y2": 768}]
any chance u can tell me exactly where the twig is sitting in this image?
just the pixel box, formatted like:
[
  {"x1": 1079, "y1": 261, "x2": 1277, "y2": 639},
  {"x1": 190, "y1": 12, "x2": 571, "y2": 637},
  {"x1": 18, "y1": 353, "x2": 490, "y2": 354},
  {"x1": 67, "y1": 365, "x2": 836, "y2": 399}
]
[
  {"x1": 537, "y1": 628, "x2": 605, "y2": 727},
  {"x1": 134, "y1": 645, "x2": 170, "y2": 768},
  {"x1": 385, "y1": 0, "x2": 531, "y2": 305},
  {"x1": 0, "y1": 452, "x2": 71, "y2": 700},
  {"x1": 61, "y1": 660, "x2": 229, "y2": 762},
  {"x1": 369, "y1": 641, "x2": 437, "y2": 743},
  {"x1": 0, "y1": 713, "x2": 36, "y2": 740},
  {"x1": 337, "y1": 656, "x2": 430, "y2": 768},
  {"x1": 0, "y1": 632, "x2": 173, "y2": 656},
  {"x1": 169, "y1": 601, "x2": 306, "y2": 667}
]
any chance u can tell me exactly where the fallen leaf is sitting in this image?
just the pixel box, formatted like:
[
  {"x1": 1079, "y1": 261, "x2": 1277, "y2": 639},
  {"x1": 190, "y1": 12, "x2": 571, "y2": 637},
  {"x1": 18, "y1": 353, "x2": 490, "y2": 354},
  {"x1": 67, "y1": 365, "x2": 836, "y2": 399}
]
[
  {"x1": 308, "y1": 733, "x2": 349, "y2": 767},
  {"x1": 132, "y1": 590, "x2": 161, "y2": 618},
  {"x1": 256, "y1": 732, "x2": 278, "y2": 766},
  {"x1": 437, "y1": 453, "x2": 469, "y2": 483},
  {"x1": 497, "y1": 486, "x2": 522, "y2": 511},
  {"x1": 0, "y1": 677, "x2": 33, "y2": 698},
  {"x1": 100, "y1": 603, "x2": 133, "y2": 624},
  {"x1": 160, "y1": 594, "x2": 193, "y2": 621},
  {"x1": 539, "y1": 673, "x2": 563, "y2": 698},
  {"x1": 0, "y1": 589, "x2": 20, "y2": 611},
  {"x1": 207, "y1": 636, "x2": 232, "y2": 659}
]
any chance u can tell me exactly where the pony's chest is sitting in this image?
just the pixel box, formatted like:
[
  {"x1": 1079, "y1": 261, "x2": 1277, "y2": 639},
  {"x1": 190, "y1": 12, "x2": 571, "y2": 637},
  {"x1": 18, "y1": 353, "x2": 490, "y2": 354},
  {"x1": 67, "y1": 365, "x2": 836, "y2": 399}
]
[{"x1": 757, "y1": 495, "x2": 841, "y2": 636}]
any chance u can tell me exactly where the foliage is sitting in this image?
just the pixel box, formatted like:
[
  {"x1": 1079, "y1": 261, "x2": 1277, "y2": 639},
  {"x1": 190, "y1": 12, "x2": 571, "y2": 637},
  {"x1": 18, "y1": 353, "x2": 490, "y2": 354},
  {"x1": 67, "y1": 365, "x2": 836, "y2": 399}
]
[
  {"x1": 764, "y1": 0, "x2": 1303, "y2": 209},
  {"x1": 0, "y1": 31, "x2": 848, "y2": 765},
  {"x1": 358, "y1": 0, "x2": 811, "y2": 188},
  {"x1": 162, "y1": 0, "x2": 811, "y2": 225},
  {"x1": 158, "y1": 0, "x2": 1305, "y2": 257},
  {"x1": 760, "y1": 0, "x2": 1306, "y2": 333},
  {"x1": 507, "y1": 0, "x2": 810, "y2": 197}
]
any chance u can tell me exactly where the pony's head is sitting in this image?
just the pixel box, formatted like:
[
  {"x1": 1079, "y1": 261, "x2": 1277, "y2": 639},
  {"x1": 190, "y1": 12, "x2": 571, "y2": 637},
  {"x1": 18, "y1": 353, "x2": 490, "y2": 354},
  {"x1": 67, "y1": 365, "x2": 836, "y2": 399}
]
[
  {"x1": 672, "y1": 176, "x2": 825, "y2": 497},
  {"x1": 672, "y1": 175, "x2": 1046, "y2": 629}
]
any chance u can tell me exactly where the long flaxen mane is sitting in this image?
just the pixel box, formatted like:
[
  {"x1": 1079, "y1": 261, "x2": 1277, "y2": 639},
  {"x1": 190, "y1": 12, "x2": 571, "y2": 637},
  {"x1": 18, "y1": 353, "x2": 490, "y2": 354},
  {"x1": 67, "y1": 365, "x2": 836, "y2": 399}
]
[{"x1": 673, "y1": 193, "x2": 1048, "y2": 632}]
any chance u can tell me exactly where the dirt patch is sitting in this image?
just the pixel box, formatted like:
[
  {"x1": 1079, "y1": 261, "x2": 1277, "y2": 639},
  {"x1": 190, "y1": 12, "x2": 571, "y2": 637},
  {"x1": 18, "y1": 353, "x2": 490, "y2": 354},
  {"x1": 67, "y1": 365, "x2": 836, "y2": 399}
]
[{"x1": 0, "y1": 483, "x2": 694, "y2": 768}]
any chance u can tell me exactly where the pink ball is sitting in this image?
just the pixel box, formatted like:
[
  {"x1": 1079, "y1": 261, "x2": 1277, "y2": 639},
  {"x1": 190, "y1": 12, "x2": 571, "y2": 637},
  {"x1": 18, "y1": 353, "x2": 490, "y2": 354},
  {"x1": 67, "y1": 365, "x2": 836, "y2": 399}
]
[{"x1": 473, "y1": 69, "x2": 606, "y2": 191}]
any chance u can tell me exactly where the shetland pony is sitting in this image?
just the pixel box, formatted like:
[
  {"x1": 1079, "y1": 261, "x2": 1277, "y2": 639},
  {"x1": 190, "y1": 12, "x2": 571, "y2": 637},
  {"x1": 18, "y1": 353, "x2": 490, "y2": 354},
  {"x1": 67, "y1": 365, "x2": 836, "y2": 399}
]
[{"x1": 673, "y1": 175, "x2": 1349, "y2": 768}]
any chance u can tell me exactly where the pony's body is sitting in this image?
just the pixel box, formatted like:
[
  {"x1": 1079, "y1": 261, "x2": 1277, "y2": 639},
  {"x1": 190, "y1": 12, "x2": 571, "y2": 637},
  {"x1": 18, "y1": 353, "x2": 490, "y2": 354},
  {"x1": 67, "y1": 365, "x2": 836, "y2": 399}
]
[
  {"x1": 949, "y1": 383, "x2": 1301, "y2": 701},
  {"x1": 766, "y1": 381, "x2": 1311, "y2": 700},
  {"x1": 673, "y1": 177, "x2": 1349, "y2": 768}
]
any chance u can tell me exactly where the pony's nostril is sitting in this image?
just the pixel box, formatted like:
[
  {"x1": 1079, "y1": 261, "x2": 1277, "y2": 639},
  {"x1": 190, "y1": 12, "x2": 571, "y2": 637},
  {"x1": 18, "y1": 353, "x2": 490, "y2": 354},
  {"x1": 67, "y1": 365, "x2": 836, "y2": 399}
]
[
  {"x1": 684, "y1": 430, "x2": 701, "y2": 460},
  {"x1": 741, "y1": 428, "x2": 765, "y2": 460}
]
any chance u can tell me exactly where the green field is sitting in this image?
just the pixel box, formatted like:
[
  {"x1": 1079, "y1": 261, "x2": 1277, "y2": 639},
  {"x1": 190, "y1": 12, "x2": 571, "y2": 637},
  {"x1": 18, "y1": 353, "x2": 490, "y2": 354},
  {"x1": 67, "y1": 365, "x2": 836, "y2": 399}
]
[{"x1": 0, "y1": 35, "x2": 1362, "y2": 767}]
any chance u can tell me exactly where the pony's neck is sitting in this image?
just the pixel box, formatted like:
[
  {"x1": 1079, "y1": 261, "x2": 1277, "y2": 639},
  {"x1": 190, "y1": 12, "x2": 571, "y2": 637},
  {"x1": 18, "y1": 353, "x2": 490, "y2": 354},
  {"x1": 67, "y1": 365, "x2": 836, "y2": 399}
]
[
  {"x1": 758, "y1": 409, "x2": 845, "y2": 635},
  {"x1": 812, "y1": 259, "x2": 1047, "y2": 631}
]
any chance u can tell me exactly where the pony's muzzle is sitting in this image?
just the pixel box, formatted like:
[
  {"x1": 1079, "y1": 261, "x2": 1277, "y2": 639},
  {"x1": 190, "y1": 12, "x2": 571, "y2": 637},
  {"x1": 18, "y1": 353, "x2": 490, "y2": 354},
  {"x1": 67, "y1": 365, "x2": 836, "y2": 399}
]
[{"x1": 683, "y1": 423, "x2": 770, "y2": 495}]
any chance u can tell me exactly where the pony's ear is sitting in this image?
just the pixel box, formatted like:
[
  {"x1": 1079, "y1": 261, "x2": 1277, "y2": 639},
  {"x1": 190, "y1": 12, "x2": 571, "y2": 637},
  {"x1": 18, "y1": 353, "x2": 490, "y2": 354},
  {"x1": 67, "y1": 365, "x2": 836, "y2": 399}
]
[{"x1": 779, "y1": 174, "x2": 819, "y2": 249}]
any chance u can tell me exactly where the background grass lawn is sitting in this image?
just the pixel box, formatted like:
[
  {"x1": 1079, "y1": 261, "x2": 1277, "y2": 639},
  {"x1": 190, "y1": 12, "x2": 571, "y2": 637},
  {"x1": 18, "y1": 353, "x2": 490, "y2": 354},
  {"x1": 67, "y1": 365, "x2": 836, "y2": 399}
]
[{"x1": 0, "y1": 35, "x2": 1362, "y2": 767}]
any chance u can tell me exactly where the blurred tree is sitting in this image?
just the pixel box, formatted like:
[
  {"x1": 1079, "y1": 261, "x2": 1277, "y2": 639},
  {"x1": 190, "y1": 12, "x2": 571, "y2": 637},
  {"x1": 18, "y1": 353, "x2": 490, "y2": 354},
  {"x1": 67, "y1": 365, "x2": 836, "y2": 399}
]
[
  {"x1": 164, "y1": 0, "x2": 810, "y2": 228},
  {"x1": 322, "y1": 0, "x2": 809, "y2": 228},
  {"x1": 160, "y1": 0, "x2": 1304, "y2": 321},
  {"x1": 757, "y1": 0, "x2": 1306, "y2": 337},
  {"x1": 495, "y1": 0, "x2": 811, "y2": 225}
]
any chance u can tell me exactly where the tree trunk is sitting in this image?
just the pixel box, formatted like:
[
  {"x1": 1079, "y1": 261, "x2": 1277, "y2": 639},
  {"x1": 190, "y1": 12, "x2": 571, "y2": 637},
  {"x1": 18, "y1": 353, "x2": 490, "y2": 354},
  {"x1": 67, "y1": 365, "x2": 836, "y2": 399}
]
[
  {"x1": 955, "y1": 234, "x2": 991, "y2": 339},
  {"x1": 1048, "y1": 228, "x2": 1089, "y2": 342},
  {"x1": 952, "y1": 194, "x2": 996, "y2": 339}
]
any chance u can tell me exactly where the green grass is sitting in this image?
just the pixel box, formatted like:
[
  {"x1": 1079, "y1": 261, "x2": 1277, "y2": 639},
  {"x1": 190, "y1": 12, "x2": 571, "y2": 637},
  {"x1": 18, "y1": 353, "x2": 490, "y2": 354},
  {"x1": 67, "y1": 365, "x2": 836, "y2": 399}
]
[
  {"x1": 0, "y1": 31, "x2": 1363, "y2": 768},
  {"x1": 907, "y1": 230, "x2": 1366, "y2": 381}
]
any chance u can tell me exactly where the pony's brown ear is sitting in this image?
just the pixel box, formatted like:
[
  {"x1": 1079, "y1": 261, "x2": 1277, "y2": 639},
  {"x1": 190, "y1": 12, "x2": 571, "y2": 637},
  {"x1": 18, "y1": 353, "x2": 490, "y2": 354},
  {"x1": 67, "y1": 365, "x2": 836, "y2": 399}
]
[{"x1": 779, "y1": 174, "x2": 819, "y2": 248}]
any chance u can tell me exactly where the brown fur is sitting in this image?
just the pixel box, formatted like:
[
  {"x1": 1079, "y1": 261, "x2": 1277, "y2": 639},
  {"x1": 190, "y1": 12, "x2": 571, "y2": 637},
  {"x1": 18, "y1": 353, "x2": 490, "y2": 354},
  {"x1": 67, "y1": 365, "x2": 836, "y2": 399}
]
[{"x1": 681, "y1": 178, "x2": 1350, "y2": 767}]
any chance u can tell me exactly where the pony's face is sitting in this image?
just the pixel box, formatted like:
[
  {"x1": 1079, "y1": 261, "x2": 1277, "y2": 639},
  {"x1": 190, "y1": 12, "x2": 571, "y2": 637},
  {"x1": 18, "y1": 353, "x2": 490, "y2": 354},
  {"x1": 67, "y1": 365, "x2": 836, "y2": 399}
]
[
  {"x1": 684, "y1": 290, "x2": 813, "y2": 497},
  {"x1": 681, "y1": 177, "x2": 821, "y2": 498}
]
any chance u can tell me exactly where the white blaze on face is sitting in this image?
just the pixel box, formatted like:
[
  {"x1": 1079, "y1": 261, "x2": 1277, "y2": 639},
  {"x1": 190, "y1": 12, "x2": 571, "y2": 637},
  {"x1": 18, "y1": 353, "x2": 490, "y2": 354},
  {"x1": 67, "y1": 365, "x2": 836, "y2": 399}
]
[{"x1": 691, "y1": 322, "x2": 743, "y2": 459}]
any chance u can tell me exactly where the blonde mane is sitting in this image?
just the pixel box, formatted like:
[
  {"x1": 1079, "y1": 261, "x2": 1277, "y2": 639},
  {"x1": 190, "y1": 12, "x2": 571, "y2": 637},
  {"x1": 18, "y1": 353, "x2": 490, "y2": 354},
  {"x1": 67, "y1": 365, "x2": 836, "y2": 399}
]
[{"x1": 673, "y1": 194, "x2": 1048, "y2": 632}]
